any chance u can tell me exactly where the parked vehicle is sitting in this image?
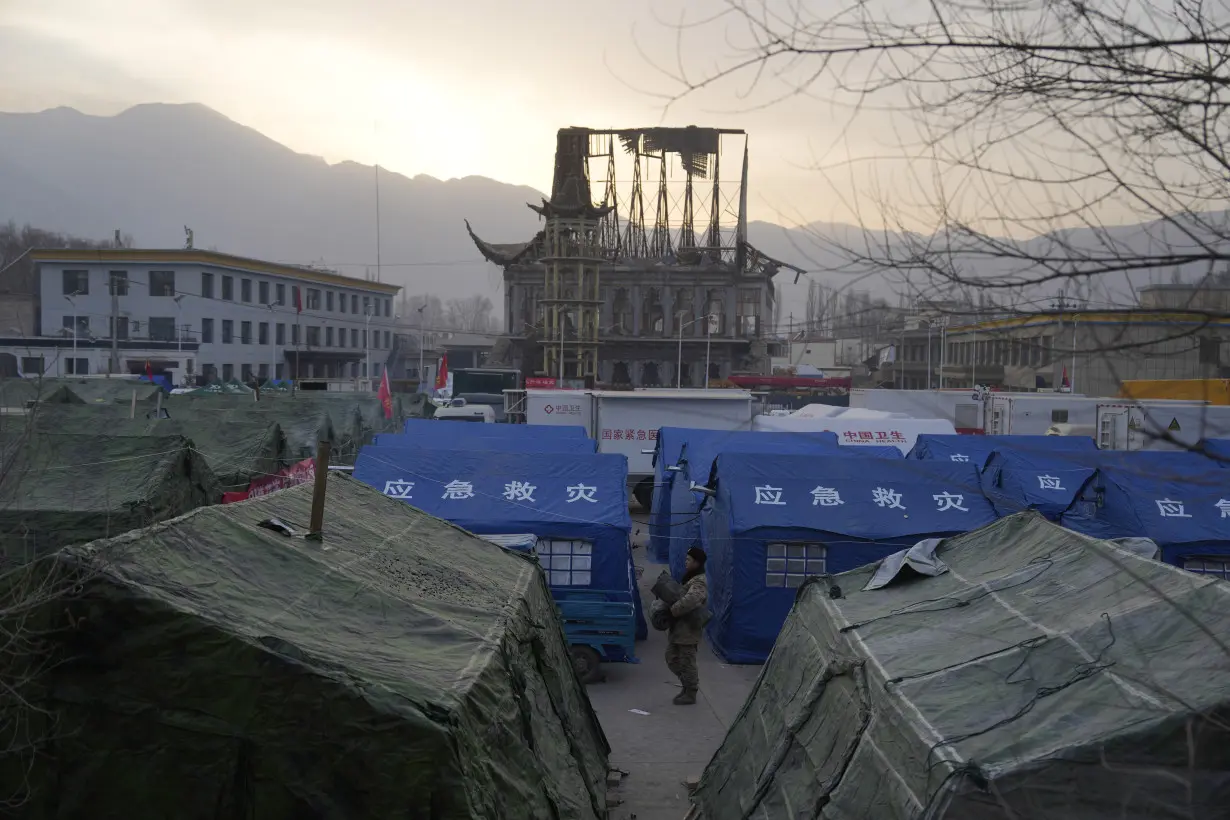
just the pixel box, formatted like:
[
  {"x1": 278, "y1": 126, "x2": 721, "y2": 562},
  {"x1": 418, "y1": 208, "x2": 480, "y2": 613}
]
[
  {"x1": 1096, "y1": 401, "x2": 1230, "y2": 451},
  {"x1": 850, "y1": 388, "x2": 985, "y2": 433}
]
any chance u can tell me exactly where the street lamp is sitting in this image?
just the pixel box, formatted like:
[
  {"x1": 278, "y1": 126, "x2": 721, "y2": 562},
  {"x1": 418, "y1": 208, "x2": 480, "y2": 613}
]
[
  {"x1": 264, "y1": 303, "x2": 277, "y2": 382},
  {"x1": 417, "y1": 304, "x2": 426, "y2": 392},
  {"x1": 63, "y1": 293, "x2": 80, "y2": 369},
  {"x1": 173, "y1": 294, "x2": 185, "y2": 353},
  {"x1": 676, "y1": 311, "x2": 707, "y2": 388}
]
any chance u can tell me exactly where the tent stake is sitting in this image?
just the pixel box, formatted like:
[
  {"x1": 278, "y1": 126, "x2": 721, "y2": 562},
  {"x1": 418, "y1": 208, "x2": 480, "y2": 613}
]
[{"x1": 306, "y1": 439, "x2": 332, "y2": 540}]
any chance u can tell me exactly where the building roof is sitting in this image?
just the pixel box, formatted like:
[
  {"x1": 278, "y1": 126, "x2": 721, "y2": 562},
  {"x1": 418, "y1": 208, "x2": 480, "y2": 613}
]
[
  {"x1": 29, "y1": 248, "x2": 401, "y2": 295},
  {"x1": 946, "y1": 309, "x2": 1230, "y2": 335}
]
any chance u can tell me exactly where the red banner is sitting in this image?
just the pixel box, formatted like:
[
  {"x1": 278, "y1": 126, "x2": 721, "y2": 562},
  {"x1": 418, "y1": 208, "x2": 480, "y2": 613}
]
[
  {"x1": 525, "y1": 377, "x2": 559, "y2": 389},
  {"x1": 223, "y1": 458, "x2": 316, "y2": 503},
  {"x1": 378, "y1": 369, "x2": 393, "y2": 419}
]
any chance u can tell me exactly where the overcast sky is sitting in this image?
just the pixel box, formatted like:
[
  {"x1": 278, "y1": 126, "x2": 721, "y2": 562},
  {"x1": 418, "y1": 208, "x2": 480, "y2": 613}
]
[{"x1": 0, "y1": 0, "x2": 922, "y2": 229}]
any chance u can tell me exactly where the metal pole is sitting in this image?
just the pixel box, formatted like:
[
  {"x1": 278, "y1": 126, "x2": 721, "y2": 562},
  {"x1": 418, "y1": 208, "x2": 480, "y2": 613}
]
[
  {"x1": 306, "y1": 439, "x2": 332, "y2": 541},
  {"x1": 926, "y1": 322, "x2": 932, "y2": 390},
  {"x1": 417, "y1": 304, "x2": 425, "y2": 393},
  {"x1": 365, "y1": 310, "x2": 371, "y2": 390},
  {"x1": 939, "y1": 320, "x2": 946, "y2": 389},
  {"x1": 1070, "y1": 314, "x2": 1078, "y2": 393},
  {"x1": 972, "y1": 329, "x2": 977, "y2": 389},
  {"x1": 559, "y1": 310, "x2": 564, "y2": 384},
  {"x1": 109, "y1": 279, "x2": 119, "y2": 375},
  {"x1": 677, "y1": 319, "x2": 684, "y2": 388},
  {"x1": 704, "y1": 316, "x2": 711, "y2": 389}
]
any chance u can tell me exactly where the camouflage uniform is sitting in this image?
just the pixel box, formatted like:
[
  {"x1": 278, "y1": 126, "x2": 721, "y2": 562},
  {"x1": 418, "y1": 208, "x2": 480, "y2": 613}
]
[{"x1": 665, "y1": 573, "x2": 708, "y2": 693}]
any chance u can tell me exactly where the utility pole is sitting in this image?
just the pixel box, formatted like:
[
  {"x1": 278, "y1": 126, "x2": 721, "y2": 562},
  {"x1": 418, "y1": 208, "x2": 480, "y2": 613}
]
[{"x1": 109, "y1": 274, "x2": 119, "y2": 375}]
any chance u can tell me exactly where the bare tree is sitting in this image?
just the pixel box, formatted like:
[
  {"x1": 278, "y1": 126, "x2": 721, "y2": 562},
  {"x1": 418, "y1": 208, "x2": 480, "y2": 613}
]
[
  {"x1": 661, "y1": 0, "x2": 1230, "y2": 307},
  {"x1": 444, "y1": 295, "x2": 497, "y2": 333}
]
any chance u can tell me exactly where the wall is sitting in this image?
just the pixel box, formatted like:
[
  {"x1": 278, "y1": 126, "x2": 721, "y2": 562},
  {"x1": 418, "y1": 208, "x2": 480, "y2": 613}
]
[{"x1": 40, "y1": 260, "x2": 400, "y2": 381}]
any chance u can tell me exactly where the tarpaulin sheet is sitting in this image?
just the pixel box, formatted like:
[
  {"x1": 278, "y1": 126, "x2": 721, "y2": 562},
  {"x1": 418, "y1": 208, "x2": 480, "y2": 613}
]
[
  {"x1": 402, "y1": 418, "x2": 589, "y2": 438},
  {"x1": 0, "y1": 432, "x2": 217, "y2": 562},
  {"x1": 980, "y1": 448, "x2": 1097, "y2": 519},
  {"x1": 373, "y1": 432, "x2": 597, "y2": 454},
  {"x1": 701, "y1": 453, "x2": 996, "y2": 663},
  {"x1": 1062, "y1": 465, "x2": 1230, "y2": 563},
  {"x1": 910, "y1": 433, "x2": 1097, "y2": 466},
  {"x1": 24, "y1": 475, "x2": 610, "y2": 819},
  {"x1": 693, "y1": 513, "x2": 1230, "y2": 819}
]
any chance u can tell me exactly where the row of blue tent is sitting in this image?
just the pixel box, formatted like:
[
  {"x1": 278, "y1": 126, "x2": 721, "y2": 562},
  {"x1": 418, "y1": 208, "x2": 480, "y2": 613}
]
[
  {"x1": 353, "y1": 418, "x2": 647, "y2": 674},
  {"x1": 651, "y1": 429, "x2": 1230, "y2": 664}
]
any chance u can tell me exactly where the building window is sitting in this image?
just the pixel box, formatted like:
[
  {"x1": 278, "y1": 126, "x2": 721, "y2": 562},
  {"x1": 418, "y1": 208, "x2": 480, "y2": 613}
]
[
  {"x1": 109, "y1": 316, "x2": 129, "y2": 340},
  {"x1": 258, "y1": 281, "x2": 270, "y2": 305},
  {"x1": 222, "y1": 363, "x2": 234, "y2": 381},
  {"x1": 306, "y1": 288, "x2": 321, "y2": 310},
  {"x1": 241, "y1": 364, "x2": 253, "y2": 382},
  {"x1": 64, "y1": 357, "x2": 89, "y2": 375},
  {"x1": 222, "y1": 319, "x2": 234, "y2": 344},
  {"x1": 221, "y1": 276, "x2": 234, "y2": 301},
  {"x1": 351, "y1": 328, "x2": 358, "y2": 347},
  {"x1": 306, "y1": 326, "x2": 321, "y2": 346},
  {"x1": 326, "y1": 326, "x2": 334, "y2": 346},
  {"x1": 201, "y1": 318, "x2": 214, "y2": 344},
  {"x1": 338, "y1": 329, "x2": 346, "y2": 348},
  {"x1": 241, "y1": 279, "x2": 252, "y2": 303},
  {"x1": 326, "y1": 291, "x2": 335, "y2": 311},
  {"x1": 362, "y1": 330, "x2": 368, "y2": 348},
  {"x1": 351, "y1": 294, "x2": 359, "y2": 313},
  {"x1": 240, "y1": 321, "x2": 252, "y2": 344},
  {"x1": 339, "y1": 293, "x2": 347, "y2": 313},
  {"x1": 292, "y1": 286, "x2": 301, "y2": 311},
  {"x1": 201, "y1": 272, "x2": 214, "y2": 299},
  {"x1": 148, "y1": 317, "x2": 176, "y2": 341},
  {"x1": 292, "y1": 325, "x2": 300, "y2": 345},
  {"x1": 276, "y1": 323, "x2": 286, "y2": 345},
  {"x1": 766, "y1": 542, "x2": 827, "y2": 588},
  {"x1": 362, "y1": 296, "x2": 371, "y2": 316},
  {"x1": 21, "y1": 357, "x2": 44, "y2": 375},
  {"x1": 149, "y1": 270, "x2": 175, "y2": 297},
  {"x1": 383, "y1": 330, "x2": 391, "y2": 348},
  {"x1": 62, "y1": 270, "x2": 88, "y2": 296},
  {"x1": 275, "y1": 283, "x2": 285, "y2": 306},
  {"x1": 62, "y1": 315, "x2": 88, "y2": 336},
  {"x1": 109, "y1": 270, "x2": 129, "y2": 296},
  {"x1": 1183, "y1": 557, "x2": 1230, "y2": 579},
  {"x1": 538, "y1": 539, "x2": 593, "y2": 586},
  {"x1": 1051, "y1": 409, "x2": 1069, "y2": 423},
  {"x1": 258, "y1": 322, "x2": 269, "y2": 345},
  {"x1": 258, "y1": 363, "x2": 269, "y2": 380}
]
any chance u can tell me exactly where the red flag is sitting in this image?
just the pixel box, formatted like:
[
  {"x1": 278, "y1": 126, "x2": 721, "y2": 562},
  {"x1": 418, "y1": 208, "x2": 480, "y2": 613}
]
[
  {"x1": 1061, "y1": 366, "x2": 1070, "y2": 390},
  {"x1": 145, "y1": 360, "x2": 153, "y2": 381},
  {"x1": 435, "y1": 351, "x2": 449, "y2": 390},
  {"x1": 294, "y1": 287, "x2": 303, "y2": 314},
  {"x1": 378, "y1": 369, "x2": 393, "y2": 419}
]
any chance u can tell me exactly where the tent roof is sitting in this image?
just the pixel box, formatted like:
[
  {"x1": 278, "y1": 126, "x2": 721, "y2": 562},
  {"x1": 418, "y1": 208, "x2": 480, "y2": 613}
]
[
  {"x1": 354, "y1": 448, "x2": 630, "y2": 536},
  {"x1": 47, "y1": 474, "x2": 610, "y2": 818},
  {"x1": 0, "y1": 431, "x2": 212, "y2": 513},
  {"x1": 713, "y1": 452, "x2": 996, "y2": 539},
  {"x1": 981, "y1": 448, "x2": 1098, "y2": 518},
  {"x1": 910, "y1": 433, "x2": 1098, "y2": 465},
  {"x1": 695, "y1": 513, "x2": 1230, "y2": 819},
  {"x1": 668, "y1": 429, "x2": 841, "y2": 481},
  {"x1": 1070, "y1": 465, "x2": 1230, "y2": 545}
]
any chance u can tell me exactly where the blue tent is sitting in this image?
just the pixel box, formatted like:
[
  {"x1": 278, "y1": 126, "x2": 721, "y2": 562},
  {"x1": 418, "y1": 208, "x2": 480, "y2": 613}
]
[
  {"x1": 648, "y1": 428, "x2": 843, "y2": 564},
  {"x1": 402, "y1": 418, "x2": 589, "y2": 438},
  {"x1": 702, "y1": 453, "x2": 997, "y2": 664},
  {"x1": 1200, "y1": 439, "x2": 1230, "y2": 465},
  {"x1": 1061, "y1": 466, "x2": 1230, "y2": 569},
  {"x1": 667, "y1": 436, "x2": 900, "y2": 579},
  {"x1": 373, "y1": 432, "x2": 597, "y2": 454},
  {"x1": 353, "y1": 446, "x2": 646, "y2": 652},
  {"x1": 981, "y1": 449, "x2": 1098, "y2": 519},
  {"x1": 910, "y1": 433, "x2": 1097, "y2": 466}
]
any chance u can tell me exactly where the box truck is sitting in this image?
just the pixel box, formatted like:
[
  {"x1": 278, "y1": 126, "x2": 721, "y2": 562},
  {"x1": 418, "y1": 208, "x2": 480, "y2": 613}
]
[{"x1": 1096, "y1": 401, "x2": 1230, "y2": 451}]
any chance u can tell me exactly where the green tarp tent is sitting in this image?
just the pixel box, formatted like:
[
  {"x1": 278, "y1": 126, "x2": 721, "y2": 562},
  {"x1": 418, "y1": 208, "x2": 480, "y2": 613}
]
[
  {"x1": 24, "y1": 405, "x2": 286, "y2": 493},
  {"x1": 21, "y1": 475, "x2": 610, "y2": 819},
  {"x1": 695, "y1": 513, "x2": 1230, "y2": 819},
  {"x1": 0, "y1": 432, "x2": 217, "y2": 562},
  {"x1": 0, "y1": 378, "x2": 83, "y2": 414}
]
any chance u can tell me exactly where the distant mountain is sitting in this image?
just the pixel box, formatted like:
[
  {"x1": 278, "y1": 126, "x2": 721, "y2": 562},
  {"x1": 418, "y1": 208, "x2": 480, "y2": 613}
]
[{"x1": 0, "y1": 103, "x2": 1221, "y2": 324}]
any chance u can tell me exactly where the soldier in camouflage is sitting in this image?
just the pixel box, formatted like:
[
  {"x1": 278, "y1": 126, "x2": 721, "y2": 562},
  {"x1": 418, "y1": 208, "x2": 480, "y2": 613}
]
[{"x1": 665, "y1": 547, "x2": 709, "y2": 705}]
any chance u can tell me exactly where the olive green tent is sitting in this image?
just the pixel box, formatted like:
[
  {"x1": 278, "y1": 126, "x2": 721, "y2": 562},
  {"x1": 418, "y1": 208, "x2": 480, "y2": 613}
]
[
  {"x1": 0, "y1": 432, "x2": 218, "y2": 562},
  {"x1": 23, "y1": 475, "x2": 610, "y2": 819},
  {"x1": 25, "y1": 405, "x2": 286, "y2": 493}
]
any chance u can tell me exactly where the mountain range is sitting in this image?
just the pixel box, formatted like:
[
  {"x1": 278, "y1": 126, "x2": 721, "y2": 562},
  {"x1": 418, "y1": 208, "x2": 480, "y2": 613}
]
[{"x1": 0, "y1": 103, "x2": 1218, "y2": 323}]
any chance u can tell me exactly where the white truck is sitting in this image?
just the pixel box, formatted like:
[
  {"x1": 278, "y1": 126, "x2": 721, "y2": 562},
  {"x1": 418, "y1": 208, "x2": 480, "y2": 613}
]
[
  {"x1": 1095, "y1": 400, "x2": 1230, "y2": 451},
  {"x1": 849, "y1": 388, "x2": 985, "y2": 433},
  {"x1": 523, "y1": 388, "x2": 756, "y2": 507},
  {"x1": 751, "y1": 413, "x2": 956, "y2": 454},
  {"x1": 984, "y1": 393, "x2": 1096, "y2": 436}
]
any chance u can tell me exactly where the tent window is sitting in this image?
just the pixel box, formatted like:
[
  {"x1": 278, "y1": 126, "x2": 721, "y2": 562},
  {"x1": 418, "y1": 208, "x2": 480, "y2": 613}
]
[
  {"x1": 1182, "y1": 557, "x2": 1230, "y2": 580},
  {"x1": 538, "y1": 539, "x2": 593, "y2": 586},
  {"x1": 766, "y1": 542, "x2": 827, "y2": 588}
]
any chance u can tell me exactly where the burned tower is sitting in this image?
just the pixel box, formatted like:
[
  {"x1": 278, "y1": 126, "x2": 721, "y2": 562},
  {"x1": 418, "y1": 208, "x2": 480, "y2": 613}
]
[{"x1": 467, "y1": 127, "x2": 795, "y2": 387}]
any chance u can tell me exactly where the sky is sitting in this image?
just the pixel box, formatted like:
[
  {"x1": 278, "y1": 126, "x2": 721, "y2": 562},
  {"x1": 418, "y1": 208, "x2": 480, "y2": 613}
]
[{"x1": 0, "y1": 0, "x2": 915, "y2": 230}]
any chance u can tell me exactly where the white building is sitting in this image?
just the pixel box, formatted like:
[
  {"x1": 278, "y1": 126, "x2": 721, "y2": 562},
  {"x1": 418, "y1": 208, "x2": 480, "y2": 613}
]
[{"x1": 24, "y1": 248, "x2": 401, "y2": 384}]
